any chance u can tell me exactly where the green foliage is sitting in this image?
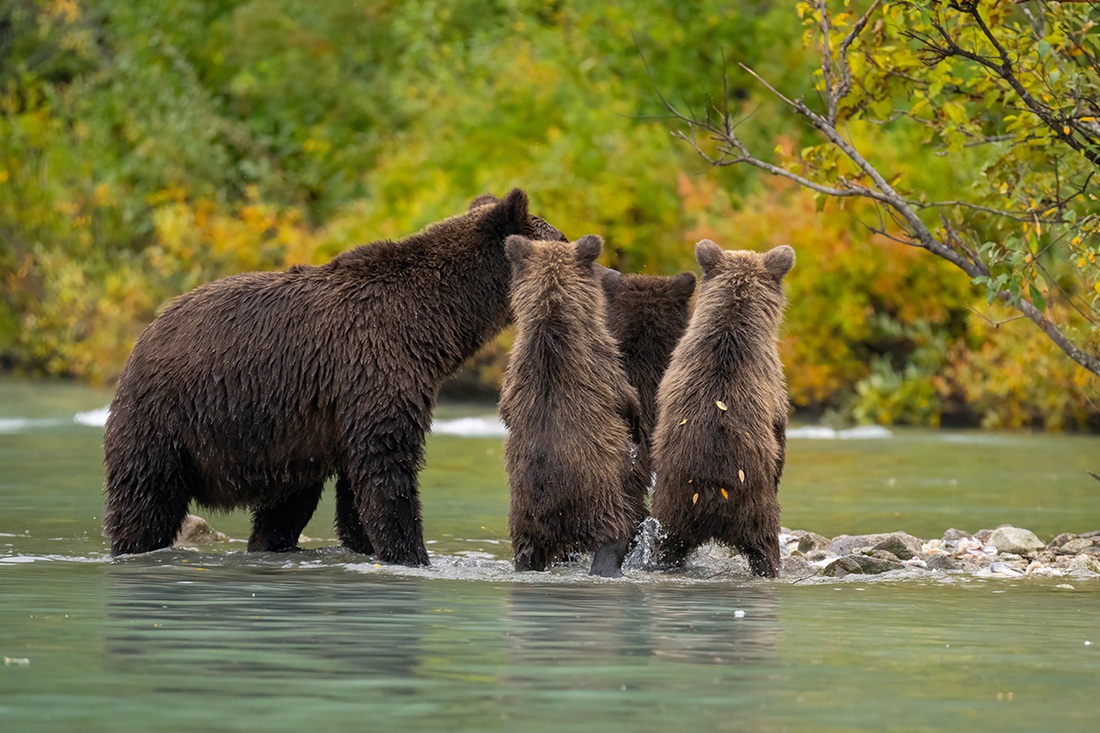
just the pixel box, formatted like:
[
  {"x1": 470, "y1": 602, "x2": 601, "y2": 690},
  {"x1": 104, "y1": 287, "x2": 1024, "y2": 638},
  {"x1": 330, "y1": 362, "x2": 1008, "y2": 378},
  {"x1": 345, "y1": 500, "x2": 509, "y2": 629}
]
[{"x1": 0, "y1": 0, "x2": 1095, "y2": 428}]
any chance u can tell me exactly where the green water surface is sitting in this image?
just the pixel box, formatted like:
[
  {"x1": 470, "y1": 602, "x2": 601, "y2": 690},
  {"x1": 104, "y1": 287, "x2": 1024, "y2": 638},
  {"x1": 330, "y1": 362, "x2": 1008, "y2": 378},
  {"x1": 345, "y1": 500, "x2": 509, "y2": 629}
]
[{"x1": 1, "y1": 379, "x2": 1098, "y2": 732}]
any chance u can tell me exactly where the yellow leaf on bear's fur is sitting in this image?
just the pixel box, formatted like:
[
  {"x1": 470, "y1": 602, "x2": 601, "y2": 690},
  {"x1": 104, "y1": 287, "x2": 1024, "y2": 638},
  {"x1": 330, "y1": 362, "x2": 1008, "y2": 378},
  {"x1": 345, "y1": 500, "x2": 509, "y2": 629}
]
[
  {"x1": 716, "y1": 400, "x2": 728, "y2": 411},
  {"x1": 692, "y1": 493, "x2": 699, "y2": 505},
  {"x1": 721, "y1": 488, "x2": 728, "y2": 499},
  {"x1": 678, "y1": 418, "x2": 687, "y2": 425},
  {"x1": 738, "y1": 469, "x2": 746, "y2": 483}
]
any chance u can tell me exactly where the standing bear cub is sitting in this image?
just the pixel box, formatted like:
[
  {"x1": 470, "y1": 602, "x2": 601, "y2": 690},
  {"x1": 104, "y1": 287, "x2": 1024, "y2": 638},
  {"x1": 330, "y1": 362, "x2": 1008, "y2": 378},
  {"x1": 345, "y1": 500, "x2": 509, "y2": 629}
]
[
  {"x1": 602, "y1": 271, "x2": 696, "y2": 499},
  {"x1": 104, "y1": 190, "x2": 565, "y2": 565},
  {"x1": 651, "y1": 241, "x2": 794, "y2": 577},
  {"x1": 500, "y1": 234, "x2": 646, "y2": 577}
]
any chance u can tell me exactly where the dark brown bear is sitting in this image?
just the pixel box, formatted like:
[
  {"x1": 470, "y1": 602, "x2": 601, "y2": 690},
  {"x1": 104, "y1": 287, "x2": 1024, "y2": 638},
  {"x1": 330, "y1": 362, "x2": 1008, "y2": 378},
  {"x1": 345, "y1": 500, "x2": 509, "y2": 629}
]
[
  {"x1": 103, "y1": 189, "x2": 565, "y2": 565},
  {"x1": 500, "y1": 234, "x2": 646, "y2": 578},
  {"x1": 602, "y1": 271, "x2": 696, "y2": 502},
  {"x1": 651, "y1": 241, "x2": 794, "y2": 577}
]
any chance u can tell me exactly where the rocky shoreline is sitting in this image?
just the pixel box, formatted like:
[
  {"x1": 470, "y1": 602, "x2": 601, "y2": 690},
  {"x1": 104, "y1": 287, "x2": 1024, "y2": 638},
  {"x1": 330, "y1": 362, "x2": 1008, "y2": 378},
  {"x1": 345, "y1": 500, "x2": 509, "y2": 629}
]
[
  {"x1": 176, "y1": 514, "x2": 1100, "y2": 580},
  {"x1": 775, "y1": 526, "x2": 1100, "y2": 579}
]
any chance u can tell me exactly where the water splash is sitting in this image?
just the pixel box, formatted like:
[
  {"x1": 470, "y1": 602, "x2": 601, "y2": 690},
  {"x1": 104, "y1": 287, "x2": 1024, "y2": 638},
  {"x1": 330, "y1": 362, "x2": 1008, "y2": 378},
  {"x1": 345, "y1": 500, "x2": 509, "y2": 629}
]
[{"x1": 625, "y1": 517, "x2": 667, "y2": 571}]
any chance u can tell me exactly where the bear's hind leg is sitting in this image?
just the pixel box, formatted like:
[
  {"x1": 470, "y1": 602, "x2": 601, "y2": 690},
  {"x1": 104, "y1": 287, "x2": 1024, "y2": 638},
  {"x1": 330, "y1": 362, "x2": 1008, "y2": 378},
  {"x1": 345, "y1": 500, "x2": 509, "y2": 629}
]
[
  {"x1": 334, "y1": 475, "x2": 374, "y2": 555},
  {"x1": 104, "y1": 453, "x2": 191, "y2": 556},
  {"x1": 248, "y1": 485, "x2": 323, "y2": 552},
  {"x1": 589, "y1": 538, "x2": 629, "y2": 578}
]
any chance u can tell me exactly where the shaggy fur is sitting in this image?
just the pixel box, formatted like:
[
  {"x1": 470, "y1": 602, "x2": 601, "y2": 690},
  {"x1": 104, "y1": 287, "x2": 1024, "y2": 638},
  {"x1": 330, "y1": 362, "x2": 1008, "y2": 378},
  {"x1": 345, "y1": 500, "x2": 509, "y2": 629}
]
[
  {"x1": 650, "y1": 241, "x2": 794, "y2": 577},
  {"x1": 603, "y1": 272, "x2": 696, "y2": 497},
  {"x1": 500, "y1": 234, "x2": 645, "y2": 578},
  {"x1": 103, "y1": 189, "x2": 565, "y2": 565}
]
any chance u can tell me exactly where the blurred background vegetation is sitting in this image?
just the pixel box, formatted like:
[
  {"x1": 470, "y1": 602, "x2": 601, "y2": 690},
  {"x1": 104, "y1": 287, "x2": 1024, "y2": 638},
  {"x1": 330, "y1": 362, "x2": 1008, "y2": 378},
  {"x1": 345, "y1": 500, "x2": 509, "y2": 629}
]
[{"x1": 1, "y1": 0, "x2": 1097, "y2": 429}]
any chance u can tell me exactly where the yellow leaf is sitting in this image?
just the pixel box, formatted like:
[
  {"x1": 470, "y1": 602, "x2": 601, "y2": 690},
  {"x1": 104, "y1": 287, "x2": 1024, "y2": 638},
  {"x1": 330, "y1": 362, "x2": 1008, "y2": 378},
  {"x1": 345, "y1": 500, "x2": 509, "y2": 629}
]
[
  {"x1": 721, "y1": 488, "x2": 729, "y2": 499},
  {"x1": 692, "y1": 493, "x2": 699, "y2": 505},
  {"x1": 716, "y1": 400, "x2": 728, "y2": 411},
  {"x1": 1064, "y1": 126, "x2": 1071, "y2": 135},
  {"x1": 678, "y1": 418, "x2": 687, "y2": 425},
  {"x1": 738, "y1": 469, "x2": 746, "y2": 483}
]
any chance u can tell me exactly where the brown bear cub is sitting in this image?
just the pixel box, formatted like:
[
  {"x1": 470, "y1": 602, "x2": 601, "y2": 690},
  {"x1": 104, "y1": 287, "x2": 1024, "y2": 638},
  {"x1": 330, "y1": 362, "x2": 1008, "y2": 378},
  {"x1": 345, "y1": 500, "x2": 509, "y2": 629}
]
[
  {"x1": 500, "y1": 234, "x2": 646, "y2": 578},
  {"x1": 103, "y1": 190, "x2": 565, "y2": 565},
  {"x1": 603, "y1": 272, "x2": 697, "y2": 498},
  {"x1": 651, "y1": 241, "x2": 794, "y2": 578}
]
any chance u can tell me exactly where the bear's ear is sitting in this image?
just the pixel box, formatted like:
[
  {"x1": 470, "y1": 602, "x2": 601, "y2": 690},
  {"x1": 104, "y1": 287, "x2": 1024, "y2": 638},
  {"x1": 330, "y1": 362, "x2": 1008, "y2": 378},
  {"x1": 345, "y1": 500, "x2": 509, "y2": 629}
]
[
  {"x1": 481, "y1": 188, "x2": 530, "y2": 240},
  {"x1": 574, "y1": 234, "x2": 603, "y2": 265},
  {"x1": 596, "y1": 263, "x2": 622, "y2": 295},
  {"x1": 763, "y1": 245, "x2": 795, "y2": 282},
  {"x1": 695, "y1": 239, "x2": 724, "y2": 275},
  {"x1": 468, "y1": 193, "x2": 499, "y2": 211},
  {"x1": 505, "y1": 235, "x2": 534, "y2": 266},
  {"x1": 672, "y1": 271, "x2": 697, "y2": 299}
]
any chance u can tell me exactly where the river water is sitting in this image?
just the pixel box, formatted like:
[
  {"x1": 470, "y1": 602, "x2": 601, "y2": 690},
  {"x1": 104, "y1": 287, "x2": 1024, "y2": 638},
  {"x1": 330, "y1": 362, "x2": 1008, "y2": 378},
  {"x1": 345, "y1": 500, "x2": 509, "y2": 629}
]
[{"x1": 1, "y1": 378, "x2": 1098, "y2": 732}]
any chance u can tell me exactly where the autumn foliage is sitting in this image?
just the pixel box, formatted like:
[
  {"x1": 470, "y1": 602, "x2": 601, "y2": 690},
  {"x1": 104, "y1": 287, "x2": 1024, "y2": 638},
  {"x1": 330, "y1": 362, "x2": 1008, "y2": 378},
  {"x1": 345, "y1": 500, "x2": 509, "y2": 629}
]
[{"x1": 0, "y1": 0, "x2": 1096, "y2": 429}]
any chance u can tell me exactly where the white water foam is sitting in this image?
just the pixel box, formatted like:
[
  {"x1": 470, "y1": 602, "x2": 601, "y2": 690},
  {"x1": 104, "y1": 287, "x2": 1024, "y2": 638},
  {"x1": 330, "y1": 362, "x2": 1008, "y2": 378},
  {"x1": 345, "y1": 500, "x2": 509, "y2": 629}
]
[
  {"x1": 787, "y1": 425, "x2": 892, "y2": 440},
  {"x1": 73, "y1": 406, "x2": 111, "y2": 427},
  {"x1": 431, "y1": 416, "x2": 508, "y2": 437}
]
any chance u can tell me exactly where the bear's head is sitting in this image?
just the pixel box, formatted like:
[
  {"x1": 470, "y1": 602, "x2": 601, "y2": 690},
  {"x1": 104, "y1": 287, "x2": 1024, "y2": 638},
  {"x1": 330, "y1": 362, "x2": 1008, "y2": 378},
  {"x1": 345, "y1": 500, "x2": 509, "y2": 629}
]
[
  {"x1": 694, "y1": 240, "x2": 794, "y2": 331},
  {"x1": 601, "y1": 271, "x2": 696, "y2": 313},
  {"x1": 470, "y1": 189, "x2": 567, "y2": 246},
  {"x1": 504, "y1": 233, "x2": 607, "y2": 316}
]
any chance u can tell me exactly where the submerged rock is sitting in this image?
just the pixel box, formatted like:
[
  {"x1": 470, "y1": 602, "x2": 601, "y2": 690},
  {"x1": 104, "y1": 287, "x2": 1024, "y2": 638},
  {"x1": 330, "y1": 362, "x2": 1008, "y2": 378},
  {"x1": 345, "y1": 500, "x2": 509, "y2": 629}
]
[
  {"x1": 987, "y1": 526, "x2": 1045, "y2": 555},
  {"x1": 822, "y1": 554, "x2": 903, "y2": 577},
  {"x1": 174, "y1": 514, "x2": 229, "y2": 546}
]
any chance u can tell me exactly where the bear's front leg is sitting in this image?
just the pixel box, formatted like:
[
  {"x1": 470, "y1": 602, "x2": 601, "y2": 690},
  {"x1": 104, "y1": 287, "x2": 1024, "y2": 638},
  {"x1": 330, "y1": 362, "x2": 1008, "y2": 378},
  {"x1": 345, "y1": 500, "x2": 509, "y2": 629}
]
[
  {"x1": 348, "y1": 451, "x2": 431, "y2": 567},
  {"x1": 589, "y1": 538, "x2": 629, "y2": 578}
]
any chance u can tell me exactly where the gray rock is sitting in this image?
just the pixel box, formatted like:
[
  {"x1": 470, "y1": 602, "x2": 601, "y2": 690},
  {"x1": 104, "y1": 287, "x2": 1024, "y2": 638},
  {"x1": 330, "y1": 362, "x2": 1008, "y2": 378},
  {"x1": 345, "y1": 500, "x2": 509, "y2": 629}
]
[
  {"x1": 974, "y1": 528, "x2": 993, "y2": 542},
  {"x1": 987, "y1": 526, "x2": 1045, "y2": 555},
  {"x1": 793, "y1": 531, "x2": 830, "y2": 553},
  {"x1": 781, "y1": 554, "x2": 814, "y2": 577},
  {"x1": 822, "y1": 554, "x2": 903, "y2": 577},
  {"x1": 1081, "y1": 529, "x2": 1100, "y2": 539},
  {"x1": 871, "y1": 532, "x2": 924, "y2": 560},
  {"x1": 174, "y1": 514, "x2": 229, "y2": 546},
  {"x1": 829, "y1": 533, "x2": 901, "y2": 557},
  {"x1": 925, "y1": 554, "x2": 958, "y2": 571},
  {"x1": 866, "y1": 549, "x2": 902, "y2": 563},
  {"x1": 1048, "y1": 532, "x2": 1077, "y2": 549},
  {"x1": 942, "y1": 528, "x2": 972, "y2": 543},
  {"x1": 1056, "y1": 537, "x2": 1094, "y2": 555}
]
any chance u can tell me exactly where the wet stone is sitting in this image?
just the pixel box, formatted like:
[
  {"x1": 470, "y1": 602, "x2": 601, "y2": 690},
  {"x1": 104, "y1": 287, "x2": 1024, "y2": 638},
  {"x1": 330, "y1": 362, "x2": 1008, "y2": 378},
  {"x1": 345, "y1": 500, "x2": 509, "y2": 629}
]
[
  {"x1": 1056, "y1": 537, "x2": 1095, "y2": 555},
  {"x1": 1048, "y1": 532, "x2": 1078, "y2": 549},
  {"x1": 942, "y1": 528, "x2": 972, "y2": 543},
  {"x1": 174, "y1": 514, "x2": 229, "y2": 546},
  {"x1": 987, "y1": 526, "x2": 1046, "y2": 555},
  {"x1": 871, "y1": 532, "x2": 923, "y2": 561},
  {"x1": 822, "y1": 554, "x2": 903, "y2": 577},
  {"x1": 828, "y1": 533, "x2": 897, "y2": 557},
  {"x1": 794, "y1": 531, "x2": 830, "y2": 553},
  {"x1": 925, "y1": 554, "x2": 958, "y2": 571}
]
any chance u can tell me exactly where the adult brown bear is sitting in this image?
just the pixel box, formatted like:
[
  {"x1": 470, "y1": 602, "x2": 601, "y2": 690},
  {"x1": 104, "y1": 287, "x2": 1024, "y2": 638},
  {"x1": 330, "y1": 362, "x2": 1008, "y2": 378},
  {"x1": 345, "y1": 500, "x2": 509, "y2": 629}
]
[
  {"x1": 500, "y1": 234, "x2": 645, "y2": 577},
  {"x1": 103, "y1": 190, "x2": 564, "y2": 565},
  {"x1": 651, "y1": 241, "x2": 794, "y2": 577}
]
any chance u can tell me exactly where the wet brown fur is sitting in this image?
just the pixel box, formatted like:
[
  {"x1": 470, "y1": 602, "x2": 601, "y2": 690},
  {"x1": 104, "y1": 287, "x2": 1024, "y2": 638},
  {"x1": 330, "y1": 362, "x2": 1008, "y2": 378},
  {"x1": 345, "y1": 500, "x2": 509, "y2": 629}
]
[
  {"x1": 500, "y1": 235, "x2": 645, "y2": 577},
  {"x1": 103, "y1": 189, "x2": 565, "y2": 565},
  {"x1": 651, "y1": 241, "x2": 794, "y2": 577},
  {"x1": 603, "y1": 272, "x2": 696, "y2": 501}
]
